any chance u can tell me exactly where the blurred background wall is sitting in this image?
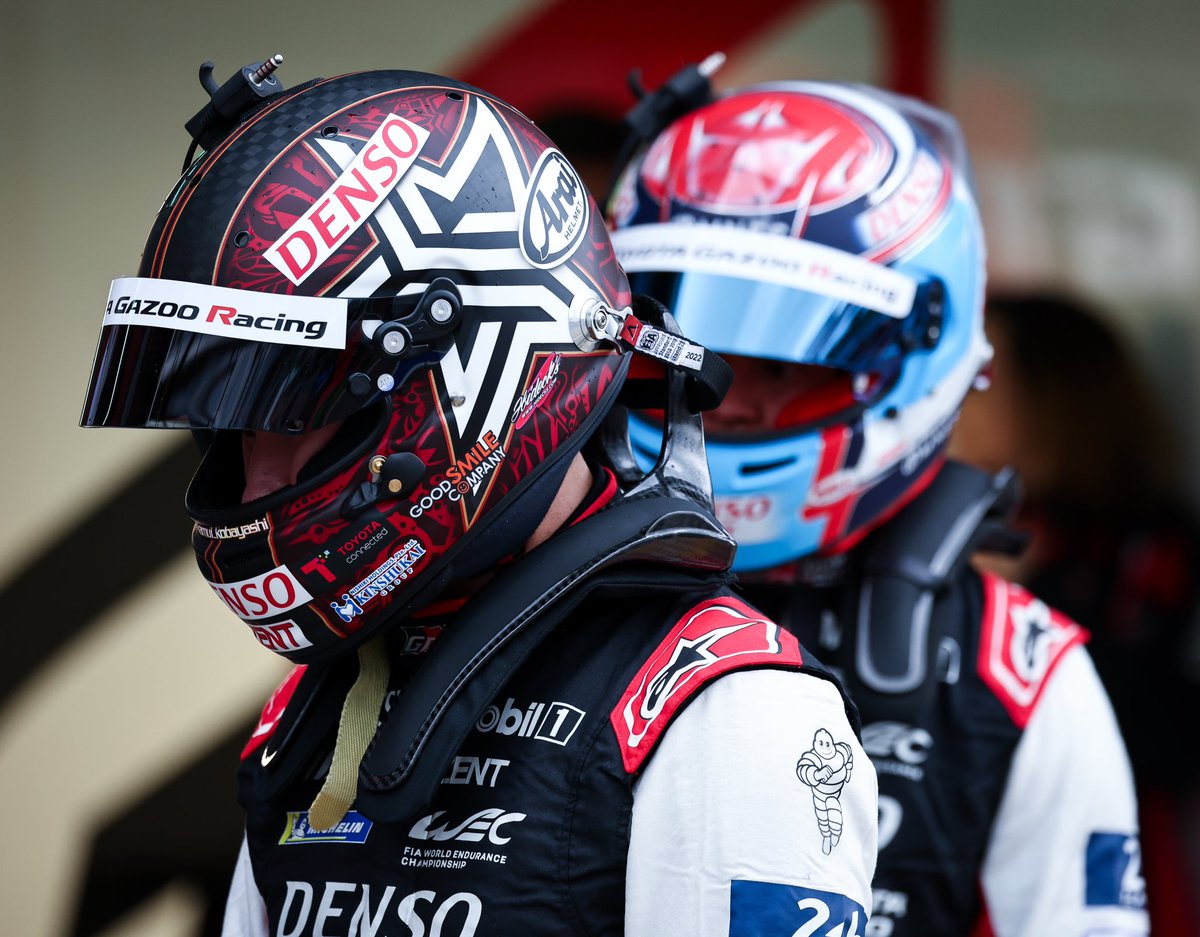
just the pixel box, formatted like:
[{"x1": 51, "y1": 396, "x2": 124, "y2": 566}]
[{"x1": 2, "y1": 1, "x2": 1198, "y2": 935}]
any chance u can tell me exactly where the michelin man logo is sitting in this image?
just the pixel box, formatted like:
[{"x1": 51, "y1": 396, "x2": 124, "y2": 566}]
[{"x1": 796, "y1": 728, "x2": 855, "y2": 855}]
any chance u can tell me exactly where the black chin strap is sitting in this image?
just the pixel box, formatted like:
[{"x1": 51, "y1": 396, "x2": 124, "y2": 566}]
[
  {"x1": 356, "y1": 493, "x2": 734, "y2": 818},
  {"x1": 839, "y1": 461, "x2": 1025, "y2": 722},
  {"x1": 352, "y1": 312, "x2": 734, "y2": 816}
]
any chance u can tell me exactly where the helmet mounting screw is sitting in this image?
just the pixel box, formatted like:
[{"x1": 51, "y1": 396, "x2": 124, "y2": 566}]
[
  {"x1": 377, "y1": 374, "x2": 395, "y2": 392},
  {"x1": 387, "y1": 479, "x2": 404, "y2": 493},
  {"x1": 430, "y1": 298, "x2": 454, "y2": 324},
  {"x1": 450, "y1": 394, "x2": 467, "y2": 407},
  {"x1": 381, "y1": 329, "x2": 408, "y2": 355},
  {"x1": 369, "y1": 455, "x2": 387, "y2": 475}
]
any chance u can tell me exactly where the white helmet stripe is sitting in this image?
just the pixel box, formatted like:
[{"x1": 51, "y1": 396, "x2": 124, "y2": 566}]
[{"x1": 611, "y1": 223, "x2": 917, "y2": 318}]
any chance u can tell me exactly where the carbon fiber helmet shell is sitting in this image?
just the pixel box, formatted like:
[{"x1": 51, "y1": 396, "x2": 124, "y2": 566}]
[
  {"x1": 82, "y1": 70, "x2": 631, "y2": 661},
  {"x1": 610, "y1": 82, "x2": 989, "y2": 570}
]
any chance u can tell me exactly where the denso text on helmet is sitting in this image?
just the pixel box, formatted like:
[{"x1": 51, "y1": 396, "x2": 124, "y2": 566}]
[{"x1": 265, "y1": 113, "x2": 429, "y2": 284}]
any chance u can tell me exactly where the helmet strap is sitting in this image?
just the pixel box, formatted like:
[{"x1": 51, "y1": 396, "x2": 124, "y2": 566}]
[{"x1": 307, "y1": 636, "x2": 390, "y2": 831}]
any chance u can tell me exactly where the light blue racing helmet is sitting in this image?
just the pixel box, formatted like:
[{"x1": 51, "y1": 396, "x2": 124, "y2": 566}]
[{"x1": 609, "y1": 81, "x2": 990, "y2": 570}]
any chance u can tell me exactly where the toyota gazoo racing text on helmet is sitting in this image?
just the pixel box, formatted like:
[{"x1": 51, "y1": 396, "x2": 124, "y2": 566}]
[
  {"x1": 609, "y1": 81, "x2": 991, "y2": 571},
  {"x1": 80, "y1": 63, "x2": 702, "y2": 663}
]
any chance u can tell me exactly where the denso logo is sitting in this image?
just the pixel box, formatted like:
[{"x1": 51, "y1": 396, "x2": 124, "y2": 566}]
[
  {"x1": 409, "y1": 808, "x2": 526, "y2": 845},
  {"x1": 277, "y1": 882, "x2": 480, "y2": 937},
  {"x1": 249, "y1": 619, "x2": 313, "y2": 653},
  {"x1": 863, "y1": 149, "x2": 944, "y2": 247},
  {"x1": 266, "y1": 113, "x2": 431, "y2": 285},
  {"x1": 519, "y1": 148, "x2": 590, "y2": 269},
  {"x1": 207, "y1": 565, "x2": 312, "y2": 621}
]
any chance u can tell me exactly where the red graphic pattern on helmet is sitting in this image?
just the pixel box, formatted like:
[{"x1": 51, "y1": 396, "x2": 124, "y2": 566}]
[
  {"x1": 135, "y1": 73, "x2": 637, "y2": 664},
  {"x1": 577, "y1": 208, "x2": 633, "y2": 308},
  {"x1": 495, "y1": 354, "x2": 620, "y2": 490},
  {"x1": 336, "y1": 91, "x2": 468, "y2": 167},
  {"x1": 219, "y1": 150, "x2": 376, "y2": 296},
  {"x1": 640, "y1": 92, "x2": 892, "y2": 216},
  {"x1": 214, "y1": 88, "x2": 472, "y2": 295}
]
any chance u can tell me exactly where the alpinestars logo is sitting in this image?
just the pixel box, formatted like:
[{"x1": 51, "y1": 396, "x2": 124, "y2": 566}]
[
  {"x1": 980, "y1": 574, "x2": 1085, "y2": 727},
  {"x1": 612, "y1": 596, "x2": 803, "y2": 773},
  {"x1": 510, "y1": 354, "x2": 561, "y2": 428}
]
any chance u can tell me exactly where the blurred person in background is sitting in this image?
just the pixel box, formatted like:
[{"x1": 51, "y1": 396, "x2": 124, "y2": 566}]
[
  {"x1": 610, "y1": 72, "x2": 1149, "y2": 936},
  {"x1": 953, "y1": 291, "x2": 1200, "y2": 935},
  {"x1": 78, "y1": 57, "x2": 879, "y2": 936}
]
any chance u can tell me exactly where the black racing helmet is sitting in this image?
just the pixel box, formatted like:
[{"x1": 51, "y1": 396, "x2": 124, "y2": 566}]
[{"x1": 81, "y1": 62, "x2": 636, "y2": 663}]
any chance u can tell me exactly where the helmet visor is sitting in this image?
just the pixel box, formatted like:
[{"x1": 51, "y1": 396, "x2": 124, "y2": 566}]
[
  {"x1": 613, "y1": 223, "x2": 924, "y2": 378},
  {"x1": 81, "y1": 277, "x2": 437, "y2": 432}
]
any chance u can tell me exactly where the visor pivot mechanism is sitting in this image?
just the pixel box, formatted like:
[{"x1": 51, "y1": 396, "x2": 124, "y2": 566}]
[
  {"x1": 923, "y1": 280, "x2": 945, "y2": 348},
  {"x1": 367, "y1": 278, "x2": 463, "y2": 359}
]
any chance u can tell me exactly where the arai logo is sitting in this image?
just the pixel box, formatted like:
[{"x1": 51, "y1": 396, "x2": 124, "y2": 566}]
[{"x1": 519, "y1": 149, "x2": 590, "y2": 269}]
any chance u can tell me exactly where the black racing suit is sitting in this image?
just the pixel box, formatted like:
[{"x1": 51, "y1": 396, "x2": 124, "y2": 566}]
[
  {"x1": 742, "y1": 462, "x2": 1148, "y2": 937},
  {"x1": 223, "y1": 481, "x2": 878, "y2": 937}
]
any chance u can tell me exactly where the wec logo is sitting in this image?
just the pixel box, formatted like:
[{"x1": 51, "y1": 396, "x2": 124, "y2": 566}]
[{"x1": 409, "y1": 808, "x2": 526, "y2": 845}]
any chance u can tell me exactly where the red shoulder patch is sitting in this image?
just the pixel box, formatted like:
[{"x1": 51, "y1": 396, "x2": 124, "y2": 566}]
[
  {"x1": 240, "y1": 665, "x2": 307, "y2": 761},
  {"x1": 977, "y1": 573, "x2": 1088, "y2": 728},
  {"x1": 611, "y1": 596, "x2": 803, "y2": 773}
]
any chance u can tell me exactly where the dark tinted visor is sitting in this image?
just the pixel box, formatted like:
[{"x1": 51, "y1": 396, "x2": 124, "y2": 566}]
[{"x1": 81, "y1": 277, "x2": 439, "y2": 433}]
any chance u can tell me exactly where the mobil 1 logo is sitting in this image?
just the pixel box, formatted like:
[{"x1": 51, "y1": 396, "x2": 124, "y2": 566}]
[{"x1": 475, "y1": 697, "x2": 585, "y2": 746}]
